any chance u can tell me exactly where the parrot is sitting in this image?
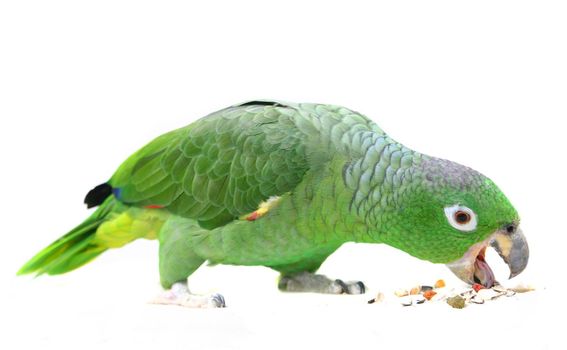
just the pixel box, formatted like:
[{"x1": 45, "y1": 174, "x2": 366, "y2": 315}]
[{"x1": 18, "y1": 101, "x2": 529, "y2": 308}]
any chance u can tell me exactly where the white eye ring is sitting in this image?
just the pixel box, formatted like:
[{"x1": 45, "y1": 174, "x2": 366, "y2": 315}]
[{"x1": 444, "y1": 205, "x2": 477, "y2": 232}]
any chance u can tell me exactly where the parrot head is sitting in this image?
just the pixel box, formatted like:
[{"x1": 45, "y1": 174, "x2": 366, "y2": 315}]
[{"x1": 376, "y1": 156, "x2": 529, "y2": 287}]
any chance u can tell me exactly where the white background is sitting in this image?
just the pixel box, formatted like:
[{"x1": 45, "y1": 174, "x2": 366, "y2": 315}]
[{"x1": 1, "y1": 1, "x2": 566, "y2": 349}]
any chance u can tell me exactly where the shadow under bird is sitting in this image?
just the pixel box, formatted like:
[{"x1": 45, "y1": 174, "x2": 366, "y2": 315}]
[{"x1": 18, "y1": 101, "x2": 529, "y2": 307}]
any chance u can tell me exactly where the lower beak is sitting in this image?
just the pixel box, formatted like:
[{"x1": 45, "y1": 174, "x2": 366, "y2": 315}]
[{"x1": 446, "y1": 227, "x2": 529, "y2": 287}]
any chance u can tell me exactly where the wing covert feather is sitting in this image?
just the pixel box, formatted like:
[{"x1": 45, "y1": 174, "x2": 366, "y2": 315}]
[{"x1": 109, "y1": 103, "x2": 312, "y2": 228}]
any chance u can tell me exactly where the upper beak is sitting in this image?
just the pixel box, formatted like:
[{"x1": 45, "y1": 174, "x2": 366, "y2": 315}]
[
  {"x1": 446, "y1": 225, "x2": 529, "y2": 287},
  {"x1": 490, "y1": 227, "x2": 529, "y2": 279}
]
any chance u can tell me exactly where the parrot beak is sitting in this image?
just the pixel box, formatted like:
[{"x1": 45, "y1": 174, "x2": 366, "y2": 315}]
[
  {"x1": 490, "y1": 227, "x2": 529, "y2": 279},
  {"x1": 446, "y1": 225, "x2": 529, "y2": 287}
]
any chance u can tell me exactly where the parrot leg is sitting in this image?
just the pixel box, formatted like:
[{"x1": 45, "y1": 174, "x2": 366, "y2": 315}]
[
  {"x1": 150, "y1": 282, "x2": 226, "y2": 308},
  {"x1": 154, "y1": 216, "x2": 225, "y2": 308},
  {"x1": 278, "y1": 271, "x2": 366, "y2": 294}
]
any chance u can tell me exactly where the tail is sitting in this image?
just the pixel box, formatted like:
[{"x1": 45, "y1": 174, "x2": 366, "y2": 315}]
[{"x1": 18, "y1": 197, "x2": 116, "y2": 276}]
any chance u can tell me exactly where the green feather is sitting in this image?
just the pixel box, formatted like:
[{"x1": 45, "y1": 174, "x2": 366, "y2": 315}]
[{"x1": 18, "y1": 198, "x2": 116, "y2": 276}]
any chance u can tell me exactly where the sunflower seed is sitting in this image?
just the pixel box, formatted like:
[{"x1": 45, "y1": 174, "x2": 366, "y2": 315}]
[
  {"x1": 492, "y1": 285, "x2": 507, "y2": 293},
  {"x1": 400, "y1": 296, "x2": 412, "y2": 306},
  {"x1": 367, "y1": 292, "x2": 385, "y2": 304},
  {"x1": 470, "y1": 295, "x2": 485, "y2": 304}
]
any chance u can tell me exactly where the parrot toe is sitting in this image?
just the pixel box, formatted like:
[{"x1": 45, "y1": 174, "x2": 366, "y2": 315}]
[
  {"x1": 150, "y1": 282, "x2": 227, "y2": 308},
  {"x1": 348, "y1": 281, "x2": 366, "y2": 294},
  {"x1": 334, "y1": 279, "x2": 366, "y2": 294},
  {"x1": 278, "y1": 272, "x2": 366, "y2": 294}
]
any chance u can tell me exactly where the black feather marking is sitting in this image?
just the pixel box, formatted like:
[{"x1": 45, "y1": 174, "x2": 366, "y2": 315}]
[
  {"x1": 342, "y1": 161, "x2": 351, "y2": 185},
  {"x1": 238, "y1": 100, "x2": 289, "y2": 108},
  {"x1": 84, "y1": 183, "x2": 113, "y2": 208}
]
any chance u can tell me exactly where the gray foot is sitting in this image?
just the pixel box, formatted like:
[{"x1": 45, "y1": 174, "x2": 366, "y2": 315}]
[
  {"x1": 278, "y1": 272, "x2": 366, "y2": 295},
  {"x1": 150, "y1": 282, "x2": 226, "y2": 308}
]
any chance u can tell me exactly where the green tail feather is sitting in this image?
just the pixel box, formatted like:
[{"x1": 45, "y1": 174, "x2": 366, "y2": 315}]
[{"x1": 18, "y1": 198, "x2": 116, "y2": 276}]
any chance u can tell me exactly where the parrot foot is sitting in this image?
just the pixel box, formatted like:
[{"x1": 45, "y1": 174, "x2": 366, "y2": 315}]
[
  {"x1": 278, "y1": 272, "x2": 366, "y2": 294},
  {"x1": 150, "y1": 282, "x2": 226, "y2": 308}
]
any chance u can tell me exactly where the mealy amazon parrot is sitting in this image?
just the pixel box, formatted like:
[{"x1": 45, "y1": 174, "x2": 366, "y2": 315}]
[{"x1": 18, "y1": 101, "x2": 529, "y2": 308}]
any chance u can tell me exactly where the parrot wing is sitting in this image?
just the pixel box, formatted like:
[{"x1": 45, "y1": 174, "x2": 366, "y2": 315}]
[{"x1": 108, "y1": 101, "x2": 314, "y2": 229}]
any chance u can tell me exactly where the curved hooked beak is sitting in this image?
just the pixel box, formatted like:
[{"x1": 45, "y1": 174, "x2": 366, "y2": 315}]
[{"x1": 446, "y1": 226, "x2": 529, "y2": 287}]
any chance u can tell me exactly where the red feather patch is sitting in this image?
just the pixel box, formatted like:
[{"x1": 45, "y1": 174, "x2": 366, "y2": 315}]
[
  {"x1": 246, "y1": 212, "x2": 260, "y2": 221},
  {"x1": 145, "y1": 204, "x2": 164, "y2": 209}
]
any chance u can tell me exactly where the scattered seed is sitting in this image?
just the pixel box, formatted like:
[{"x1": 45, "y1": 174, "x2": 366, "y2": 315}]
[
  {"x1": 460, "y1": 289, "x2": 475, "y2": 299},
  {"x1": 368, "y1": 292, "x2": 385, "y2": 304},
  {"x1": 492, "y1": 285, "x2": 507, "y2": 293},
  {"x1": 470, "y1": 296, "x2": 485, "y2": 304},
  {"x1": 400, "y1": 296, "x2": 413, "y2": 306},
  {"x1": 370, "y1": 280, "x2": 533, "y2": 307},
  {"x1": 423, "y1": 290, "x2": 437, "y2": 301},
  {"x1": 434, "y1": 279, "x2": 446, "y2": 288},
  {"x1": 447, "y1": 295, "x2": 466, "y2": 309},
  {"x1": 395, "y1": 289, "x2": 409, "y2": 297}
]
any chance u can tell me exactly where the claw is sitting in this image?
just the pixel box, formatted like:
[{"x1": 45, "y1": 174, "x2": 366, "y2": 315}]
[
  {"x1": 334, "y1": 279, "x2": 349, "y2": 293},
  {"x1": 333, "y1": 279, "x2": 366, "y2": 294},
  {"x1": 345, "y1": 281, "x2": 366, "y2": 295},
  {"x1": 209, "y1": 293, "x2": 226, "y2": 308}
]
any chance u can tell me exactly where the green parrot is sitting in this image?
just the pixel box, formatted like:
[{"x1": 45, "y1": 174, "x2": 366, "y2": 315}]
[{"x1": 18, "y1": 101, "x2": 529, "y2": 307}]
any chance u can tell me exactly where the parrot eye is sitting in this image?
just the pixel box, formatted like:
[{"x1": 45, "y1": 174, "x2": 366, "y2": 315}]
[
  {"x1": 455, "y1": 211, "x2": 471, "y2": 224},
  {"x1": 444, "y1": 205, "x2": 477, "y2": 232}
]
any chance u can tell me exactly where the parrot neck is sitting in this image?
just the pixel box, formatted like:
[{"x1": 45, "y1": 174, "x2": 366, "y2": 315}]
[{"x1": 339, "y1": 129, "x2": 426, "y2": 244}]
